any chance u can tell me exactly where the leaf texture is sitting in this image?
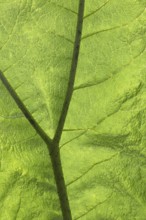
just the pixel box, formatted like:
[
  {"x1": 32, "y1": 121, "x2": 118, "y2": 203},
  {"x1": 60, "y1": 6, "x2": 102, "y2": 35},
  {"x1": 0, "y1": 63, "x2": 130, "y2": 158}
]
[{"x1": 0, "y1": 0, "x2": 146, "y2": 219}]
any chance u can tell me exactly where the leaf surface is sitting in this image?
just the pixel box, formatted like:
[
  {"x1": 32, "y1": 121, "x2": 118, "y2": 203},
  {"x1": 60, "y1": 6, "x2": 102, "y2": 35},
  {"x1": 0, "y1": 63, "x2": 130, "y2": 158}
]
[{"x1": 0, "y1": 0, "x2": 146, "y2": 219}]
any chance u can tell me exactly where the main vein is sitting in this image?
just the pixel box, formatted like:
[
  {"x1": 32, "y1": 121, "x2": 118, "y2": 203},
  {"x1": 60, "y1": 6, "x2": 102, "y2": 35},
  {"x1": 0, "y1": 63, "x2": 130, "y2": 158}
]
[
  {"x1": 49, "y1": 1, "x2": 85, "y2": 219},
  {"x1": 53, "y1": 0, "x2": 85, "y2": 145},
  {"x1": 0, "y1": 1, "x2": 85, "y2": 220}
]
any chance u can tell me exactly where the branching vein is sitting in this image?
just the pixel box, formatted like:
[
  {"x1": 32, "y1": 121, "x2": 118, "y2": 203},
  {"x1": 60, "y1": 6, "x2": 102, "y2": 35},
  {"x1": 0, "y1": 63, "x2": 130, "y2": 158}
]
[{"x1": 0, "y1": 1, "x2": 85, "y2": 220}]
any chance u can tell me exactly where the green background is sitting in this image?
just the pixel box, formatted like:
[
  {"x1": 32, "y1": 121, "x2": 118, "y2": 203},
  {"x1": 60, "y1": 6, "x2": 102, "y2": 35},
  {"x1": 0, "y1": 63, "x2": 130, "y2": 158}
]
[{"x1": 0, "y1": 0, "x2": 146, "y2": 219}]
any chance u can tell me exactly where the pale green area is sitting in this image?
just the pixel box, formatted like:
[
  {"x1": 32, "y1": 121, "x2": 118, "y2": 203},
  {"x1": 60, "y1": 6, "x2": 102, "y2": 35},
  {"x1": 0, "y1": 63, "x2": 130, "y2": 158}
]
[{"x1": 0, "y1": 0, "x2": 146, "y2": 220}]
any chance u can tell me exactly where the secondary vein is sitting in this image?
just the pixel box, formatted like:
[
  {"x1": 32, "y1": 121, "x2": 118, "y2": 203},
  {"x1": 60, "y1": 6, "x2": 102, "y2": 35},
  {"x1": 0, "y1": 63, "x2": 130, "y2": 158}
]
[{"x1": 0, "y1": 70, "x2": 52, "y2": 146}]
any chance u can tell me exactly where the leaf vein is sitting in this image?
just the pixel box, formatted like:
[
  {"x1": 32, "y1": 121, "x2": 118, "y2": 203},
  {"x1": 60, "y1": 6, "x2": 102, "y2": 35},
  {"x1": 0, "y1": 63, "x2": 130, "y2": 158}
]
[{"x1": 67, "y1": 153, "x2": 118, "y2": 187}]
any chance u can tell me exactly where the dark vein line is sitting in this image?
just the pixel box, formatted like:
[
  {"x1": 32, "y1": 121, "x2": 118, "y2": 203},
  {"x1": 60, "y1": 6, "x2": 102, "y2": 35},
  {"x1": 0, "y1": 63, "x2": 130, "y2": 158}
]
[
  {"x1": 83, "y1": 0, "x2": 110, "y2": 19},
  {"x1": 53, "y1": 0, "x2": 85, "y2": 145},
  {"x1": 60, "y1": 130, "x2": 87, "y2": 149},
  {"x1": 49, "y1": 31, "x2": 74, "y2": 44},
  {"x1": 32, "y1": 2, "x2": 77, "y2": 16},
  {"x1": 11, "y1": 134, "x2": 37, "y2": 145},
  {"x1": 50, "y1": 2, "x2": 78, "y2": 15},
  {"x1": 82, "y1": 26, "x2": 121, "y2": 40},
  {"x1": 60, "y1": 5, "x2": 78, "y2": 15},
  {"x1": 67, "y1": 153, "x2": 118, "y2": 187},
  {"x1": 63, "y1": 128, "x2": 88, "y2": 131},
  {"x1": 74, "y1": 193, "x2": 113, "y2": 220},
  {"x1": 0, "y1": 70, "x2": 52, "y2": 146},
  {"x1": 73, "y1": 76, "x2": 110, "y2": 91}
]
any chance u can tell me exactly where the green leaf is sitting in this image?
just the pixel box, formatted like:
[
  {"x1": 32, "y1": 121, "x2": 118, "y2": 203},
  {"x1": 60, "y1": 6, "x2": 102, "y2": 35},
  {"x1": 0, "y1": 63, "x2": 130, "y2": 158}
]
[{"x1": 0, "y1": 0, "x2": 146, "y2": 220}]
